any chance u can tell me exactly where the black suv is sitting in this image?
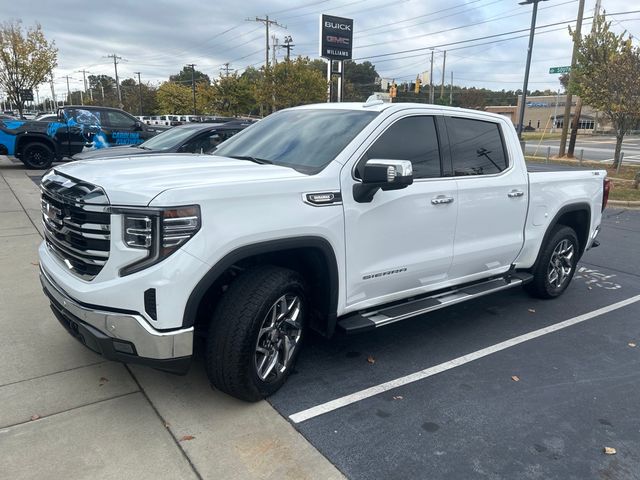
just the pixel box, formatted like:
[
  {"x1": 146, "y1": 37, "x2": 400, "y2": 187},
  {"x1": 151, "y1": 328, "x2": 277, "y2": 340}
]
[{"x1": 0, "y1": 105, "x2": 160, "y2": 169}]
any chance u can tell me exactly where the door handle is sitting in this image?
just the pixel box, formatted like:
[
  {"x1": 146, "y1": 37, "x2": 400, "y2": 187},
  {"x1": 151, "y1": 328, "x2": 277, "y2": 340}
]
[
  {"x1": 508, "y1": 190, "x2": 524, "y2": 198},
  {"x1": 431, "y1": 195, "x2": 454, "y2": 205}
]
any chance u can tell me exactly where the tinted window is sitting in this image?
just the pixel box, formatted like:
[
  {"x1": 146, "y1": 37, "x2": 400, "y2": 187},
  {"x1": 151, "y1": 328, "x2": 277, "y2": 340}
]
[
  {"x1": 360, "y1": 116, "x2": 441, "y2": 179},
  {"x1": 448, "y1": 117, "x2": 507, "y2": 176},
  {"x1": 183, "y1": 132, "x2": 223, "y2": 153},
  {"x1": 106, "y1": 111, "x2": 136, "y2": 128},
  {"x1": 214, "y1": 109, "x2": 378, "y2": 174}
]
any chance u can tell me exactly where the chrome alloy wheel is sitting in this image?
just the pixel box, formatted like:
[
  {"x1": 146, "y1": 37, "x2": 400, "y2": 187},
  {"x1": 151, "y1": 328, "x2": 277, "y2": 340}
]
[
  {"x1": 547, "y1": 239, "x2": 575, "y2": 289},
  {"x1": 254, "y1": 294, "x2": 303, "y2": 382}
]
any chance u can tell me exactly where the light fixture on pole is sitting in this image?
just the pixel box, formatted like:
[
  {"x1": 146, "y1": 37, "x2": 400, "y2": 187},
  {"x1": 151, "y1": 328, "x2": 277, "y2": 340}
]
[{"x1": 517, "y1": 0, "x2": 548, "y2": 139}]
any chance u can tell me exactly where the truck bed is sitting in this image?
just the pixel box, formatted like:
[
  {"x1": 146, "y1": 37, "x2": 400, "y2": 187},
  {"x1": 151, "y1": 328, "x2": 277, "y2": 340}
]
[{"x1": 526, "y1": 162, "x2": 593, "y2": 173}]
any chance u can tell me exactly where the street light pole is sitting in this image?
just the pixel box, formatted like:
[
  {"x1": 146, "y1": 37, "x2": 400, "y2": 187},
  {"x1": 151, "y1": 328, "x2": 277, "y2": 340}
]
[{"x1": 517, "y1": 0, "x2": 547, "y2": 139}]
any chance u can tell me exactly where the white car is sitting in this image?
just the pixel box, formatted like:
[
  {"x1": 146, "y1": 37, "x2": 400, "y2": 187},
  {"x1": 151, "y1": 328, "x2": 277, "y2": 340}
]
[{"x1": 39, "y1": 100, "x2": 609, "y2": 401}]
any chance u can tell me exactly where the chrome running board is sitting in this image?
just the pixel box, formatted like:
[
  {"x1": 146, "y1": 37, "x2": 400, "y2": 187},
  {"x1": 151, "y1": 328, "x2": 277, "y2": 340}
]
[{"x1": 337, "y1": 272, "x2": 533, "y2": 334}]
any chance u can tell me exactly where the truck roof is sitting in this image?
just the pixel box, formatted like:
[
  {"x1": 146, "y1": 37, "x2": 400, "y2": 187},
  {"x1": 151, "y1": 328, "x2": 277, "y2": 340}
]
[{"x1": 291, "y1": 101, "x2": 511, "y2": 122}]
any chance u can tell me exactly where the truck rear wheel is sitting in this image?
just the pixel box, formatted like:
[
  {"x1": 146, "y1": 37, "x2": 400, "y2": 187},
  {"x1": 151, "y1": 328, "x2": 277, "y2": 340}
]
[
  {"x1": 22, "y1": 142, "x2": 54, "y2": 169},
  {"x1": 526, "y1": 225, "x2": 579, "y2": 299},
  {"x1": 205, "y1": 266, "x2": 306, "y2": 401}
]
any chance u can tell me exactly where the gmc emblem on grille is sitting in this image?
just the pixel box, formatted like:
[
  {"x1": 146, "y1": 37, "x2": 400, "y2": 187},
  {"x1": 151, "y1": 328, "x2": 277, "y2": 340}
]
[{"x1": 43, "y1": 201, "x2": 60, "y2": 222}]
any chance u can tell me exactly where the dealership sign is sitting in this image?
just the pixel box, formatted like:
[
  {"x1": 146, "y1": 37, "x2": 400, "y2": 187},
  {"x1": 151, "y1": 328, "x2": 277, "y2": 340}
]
[{"x1": 319, "y1": 14, "x2": 353, "y2": 60}]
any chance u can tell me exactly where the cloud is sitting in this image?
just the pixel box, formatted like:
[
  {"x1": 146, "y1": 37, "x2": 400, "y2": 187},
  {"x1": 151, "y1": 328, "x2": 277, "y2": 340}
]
[{"x1": 3, "y1": 0, "x2": 636, "y2": 99}]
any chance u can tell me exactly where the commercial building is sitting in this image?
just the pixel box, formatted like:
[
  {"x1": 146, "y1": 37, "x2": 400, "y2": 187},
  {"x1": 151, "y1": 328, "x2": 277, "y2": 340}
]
[{"x1": 485, "y1": 94, "x2": 604, "y2": 133}]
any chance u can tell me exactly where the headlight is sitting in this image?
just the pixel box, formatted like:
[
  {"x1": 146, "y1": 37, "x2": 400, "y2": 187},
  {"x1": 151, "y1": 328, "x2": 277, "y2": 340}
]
[{"x1": 118, "y1": 205, "x2": 201, "y2": 276}]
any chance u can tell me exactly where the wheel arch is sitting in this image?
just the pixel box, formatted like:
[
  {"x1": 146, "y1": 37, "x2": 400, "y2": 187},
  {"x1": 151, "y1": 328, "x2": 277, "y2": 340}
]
[
  {"x1": 532, "y1": 202, "x2": 591, "y2": 271},
  {"x1": 16, "y1": 134, "x2": 59, "y2": 158},
  {"x1": 183, "y1": 236, "x2": 340, "y2": 337}
]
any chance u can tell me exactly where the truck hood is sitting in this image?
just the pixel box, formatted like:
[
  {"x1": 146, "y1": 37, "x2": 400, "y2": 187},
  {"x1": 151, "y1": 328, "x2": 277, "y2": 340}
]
[{"x1": 55, "y1": 154, "x2": 307, "y2": 205}]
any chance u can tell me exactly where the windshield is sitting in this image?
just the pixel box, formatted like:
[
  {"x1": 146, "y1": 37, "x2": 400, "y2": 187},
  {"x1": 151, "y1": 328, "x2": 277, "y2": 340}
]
[
  {"x1": 213, "y1": 109, "x2": 378, "y2": 173},
  {"x1": 139, "y1": 127, "x2": 197, "y2": 151}
]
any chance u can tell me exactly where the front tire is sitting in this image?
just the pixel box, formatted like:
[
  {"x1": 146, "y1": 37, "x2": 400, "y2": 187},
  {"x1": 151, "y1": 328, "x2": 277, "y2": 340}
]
[
  {"x1": 526, "y1": 225, "x2": 579, "y2": 299},
  {"x1": 22, "y1": 142, "x2": 55, "y2": 169},
  {"x1": 205, "y1": 266, "x2": 306, "y2": 401}
]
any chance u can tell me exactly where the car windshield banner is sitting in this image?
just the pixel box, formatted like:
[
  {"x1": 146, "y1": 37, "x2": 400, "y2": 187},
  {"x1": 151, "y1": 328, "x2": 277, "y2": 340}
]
[{"x1": 319, "y1": 14, "x2": 353, "y2": 60}]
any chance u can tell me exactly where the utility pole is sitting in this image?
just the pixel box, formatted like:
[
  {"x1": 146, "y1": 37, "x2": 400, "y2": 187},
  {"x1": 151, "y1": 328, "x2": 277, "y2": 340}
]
[
  {"x1": 568, "y1": 0, "x2": 599, "y2": 156},
  {"x1": 271, "y1": 35, "x2": 279, "y2": 65},
  {"x1": 247, "y1": 15, "x2": 286, "y2": 70},
  {"x1": 283, "y1": 35, "x2": 295, "y2": 61},
  {"x1": 559, "y1": 0, "x2": 585, "y2": 157},
  {"x1": 134, "y1": 71, "x2": 143, "y2": 116},
  {"x1": 106, "y1": 54, "x2": 123, "y2": 108},
  {"x1": 517, "y1": 0, "x2": 548, "y2": 140},
  {"x1": 450, "y1": 71, "x2": 453, "y2": 105},
  {"x1": 429, "y1": 49, "x2": 435, "y2": 104},
  {"x1": 440, "y1": 50, "x2": 446, "y2": 102},
  {"x1": 49, "y1": 73, "x2": 56, "y2": 109},
  {"x1": 64, "y1": 75, "x2": 71, "y2": 105},
  {"x1": 220, "y1": 63, "x2": 231, "y2": 77},
  {"x1": 186, "y1": 63, "x2": 197, "y2": 115}
]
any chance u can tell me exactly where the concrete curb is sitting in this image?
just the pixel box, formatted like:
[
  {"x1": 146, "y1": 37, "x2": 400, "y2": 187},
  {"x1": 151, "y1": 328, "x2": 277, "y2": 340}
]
[{"x1": 608, "y1": 199, "x2": 640, "y2": 208}]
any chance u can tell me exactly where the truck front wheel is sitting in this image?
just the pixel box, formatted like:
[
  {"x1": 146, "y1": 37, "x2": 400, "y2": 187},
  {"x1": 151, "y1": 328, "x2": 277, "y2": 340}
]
[
  {"x1": 526, "y1": 225, "x2": 579, "y2": 299},
  {"x1": 22, "y1": 142, "x2": 54, "y2": 169},
  {"x1": 205, "y1": 266, "x2": 306, "y2": 401}
]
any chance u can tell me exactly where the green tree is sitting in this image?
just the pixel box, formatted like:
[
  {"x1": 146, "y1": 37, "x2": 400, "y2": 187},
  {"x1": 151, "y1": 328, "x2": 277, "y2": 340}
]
[
  {"x1": 256, "y1": 57, "x2": 327, "y2": 113},
  {"x1": 0, "y1": 20, "x2": 57, "y2": 117},
  {"x1": 343, "y1": 60, "x2": 379, "y2": 101},
  {"x1": 120, "y1": 78, "x2": 158, "y2": 115},
  {"x1": 156, "y1": 81, "x2": 192, "y2": 114},
  {"x1": 88, "y1": 74, "x2": 118, "y2": 106},
  {"x1": 210, "y1": 73, "x2": 256, "y2": 116},
  {"x1": 571, "y1": 14, "x2": 640, "y2": 167},
  {"x1": 170, "y1": 66, "x2": 210, "y2": 86}
]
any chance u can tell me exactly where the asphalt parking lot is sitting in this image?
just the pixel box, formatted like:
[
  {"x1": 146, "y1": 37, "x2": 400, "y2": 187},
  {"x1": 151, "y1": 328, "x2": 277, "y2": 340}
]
[
  {"x1": 2, "y1": 155, "x2": 639, "y2": 479},
  {"x1": 269, "y1": 208, "x2": 640, "y2": 479}
]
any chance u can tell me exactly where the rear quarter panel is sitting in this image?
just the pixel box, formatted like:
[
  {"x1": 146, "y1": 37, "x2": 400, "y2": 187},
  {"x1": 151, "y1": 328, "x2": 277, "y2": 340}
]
[{"x1": 515, "y1": 170, "x2": 605, "y2": 268}]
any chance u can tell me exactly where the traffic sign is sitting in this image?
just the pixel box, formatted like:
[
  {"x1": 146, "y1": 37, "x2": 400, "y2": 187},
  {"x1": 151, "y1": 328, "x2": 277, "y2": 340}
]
[{"x1": 549, "y1": 66, "x2": 571, "y2": 74}]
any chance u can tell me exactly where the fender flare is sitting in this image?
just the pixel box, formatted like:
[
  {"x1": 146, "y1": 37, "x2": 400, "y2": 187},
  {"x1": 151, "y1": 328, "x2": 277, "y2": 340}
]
[
  {"x1": 16, "y1": 133, "x2": 59, "y2": 158},
  {"x1": 182, "y1": 236, "x2": 340, "y2": 335},
  {"x1": 532, "y1": 202, "x2": 591, "y2": 270}
]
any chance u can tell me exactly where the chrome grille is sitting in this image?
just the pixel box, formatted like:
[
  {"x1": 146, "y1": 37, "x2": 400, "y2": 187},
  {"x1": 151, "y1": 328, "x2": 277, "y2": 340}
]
[{"x1": 40, "y1": 171, "x2": 110, "y2": 280}]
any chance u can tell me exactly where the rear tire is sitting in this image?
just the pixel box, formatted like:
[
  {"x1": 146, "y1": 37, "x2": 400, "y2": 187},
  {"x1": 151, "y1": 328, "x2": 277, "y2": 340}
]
[
  {"x1": 205, "y1": 266, "x2": 306, "y2": 401},
  {"x1": 526, "y1": 225, "x2": 579, "y2": 299},
  {"x1": 22, "y1": 142, "x2": 54, "y2": 169}
]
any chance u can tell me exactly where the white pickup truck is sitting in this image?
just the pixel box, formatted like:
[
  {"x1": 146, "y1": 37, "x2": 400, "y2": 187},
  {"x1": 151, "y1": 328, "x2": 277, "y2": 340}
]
[{"x1": 38, "y1": 100, "x2": 610, "y2": 401}]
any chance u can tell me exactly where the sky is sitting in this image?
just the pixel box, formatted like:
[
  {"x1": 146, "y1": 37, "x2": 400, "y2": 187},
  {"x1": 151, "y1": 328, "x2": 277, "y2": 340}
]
[{"x1": 3, "y1": 0, "x2": 639, "y2": 102}]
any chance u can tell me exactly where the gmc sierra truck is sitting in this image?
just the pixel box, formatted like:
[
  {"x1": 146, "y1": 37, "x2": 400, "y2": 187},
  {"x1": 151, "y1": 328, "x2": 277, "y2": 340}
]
[
  {"x1": 38, "y1": 100, "x2": 610, "y2": 401},
  {"x1": 0, "y1": 105, "x2": 159, "y2": 169}
]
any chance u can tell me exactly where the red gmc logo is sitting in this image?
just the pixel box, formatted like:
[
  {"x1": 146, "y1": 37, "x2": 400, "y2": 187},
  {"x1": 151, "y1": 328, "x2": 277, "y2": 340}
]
[{"x1": 327, "y1": 36, "x2": 350, "y2": 45}]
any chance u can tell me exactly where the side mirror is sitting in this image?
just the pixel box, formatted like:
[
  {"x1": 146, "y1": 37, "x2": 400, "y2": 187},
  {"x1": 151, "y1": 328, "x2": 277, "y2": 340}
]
[
  {"x1": 134, "y1": 121, "x2": 143, "y2": 130},
  {"x1": 354, "y1": 159, "x2": 413, "y2": 203},
  {"x1": 57, "y1": 110, "x2": 66, "y2": 122}
]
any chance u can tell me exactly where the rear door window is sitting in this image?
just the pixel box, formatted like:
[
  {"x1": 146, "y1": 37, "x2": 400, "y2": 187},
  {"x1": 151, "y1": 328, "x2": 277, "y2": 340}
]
[{"x1": 446, "y1": 117, "x2": 508, "y2": 176}]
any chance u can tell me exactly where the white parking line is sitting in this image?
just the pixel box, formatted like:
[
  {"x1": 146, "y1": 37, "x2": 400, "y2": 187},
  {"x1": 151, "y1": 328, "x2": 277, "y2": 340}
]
[{"x1": 289, "y1": 294, "x2": 640, "y2": 424}]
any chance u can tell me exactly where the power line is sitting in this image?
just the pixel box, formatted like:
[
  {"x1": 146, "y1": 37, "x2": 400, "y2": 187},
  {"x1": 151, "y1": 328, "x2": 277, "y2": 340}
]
[
  {"x1": 353, "y1": 10, "x2": 640, "y2": 62},
  {"x1": 246, "y1": 16, "x2": 286, "y2": 69}
]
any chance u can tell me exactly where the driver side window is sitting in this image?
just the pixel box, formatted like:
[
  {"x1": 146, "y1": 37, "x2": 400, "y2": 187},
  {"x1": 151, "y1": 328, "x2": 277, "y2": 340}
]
[
  {"x1": 106, "y1": 111, "x2": 136, "y2": 128},
  {"x1": 358, "y1": 116, "x2": 442, "y2": 179}
]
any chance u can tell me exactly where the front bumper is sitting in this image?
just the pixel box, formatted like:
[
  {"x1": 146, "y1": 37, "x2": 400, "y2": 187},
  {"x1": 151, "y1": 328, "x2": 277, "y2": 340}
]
[{"x1": 40, "y1": 266, "x2": 193, "y2": 374}]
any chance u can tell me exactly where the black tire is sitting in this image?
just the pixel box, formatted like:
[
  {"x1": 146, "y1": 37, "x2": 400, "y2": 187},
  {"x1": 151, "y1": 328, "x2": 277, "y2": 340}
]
[
  {"x1": 22, "y1": 142, "x2": 54, "y2": 169},
  {"x1": 526, "y1": 225, "x2": 579, "y2": 299},
  {"x1": 205, "y1": 266, "x2": 306, "y2": 402}
]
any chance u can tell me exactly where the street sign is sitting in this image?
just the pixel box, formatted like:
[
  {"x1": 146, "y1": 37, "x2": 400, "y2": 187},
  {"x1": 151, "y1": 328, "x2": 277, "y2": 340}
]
[
  {"x1": 549, "y1": 66, "x2": 571, "y2": 74},
  {"x1": 19, "y1": 89, "x2": 34, "y2": 101},
  {"x1": 319, "y1": 14, "x2": 353, "y2": 60}
]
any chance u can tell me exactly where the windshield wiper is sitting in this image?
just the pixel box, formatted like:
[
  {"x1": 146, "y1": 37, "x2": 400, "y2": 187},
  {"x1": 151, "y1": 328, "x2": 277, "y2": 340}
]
[
  {"x1": 139, "y1": 145, "x2": 152, "y2": 150},
  {"x1": 227, "y1": 155, "x2": 273, "y2": 165}
]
